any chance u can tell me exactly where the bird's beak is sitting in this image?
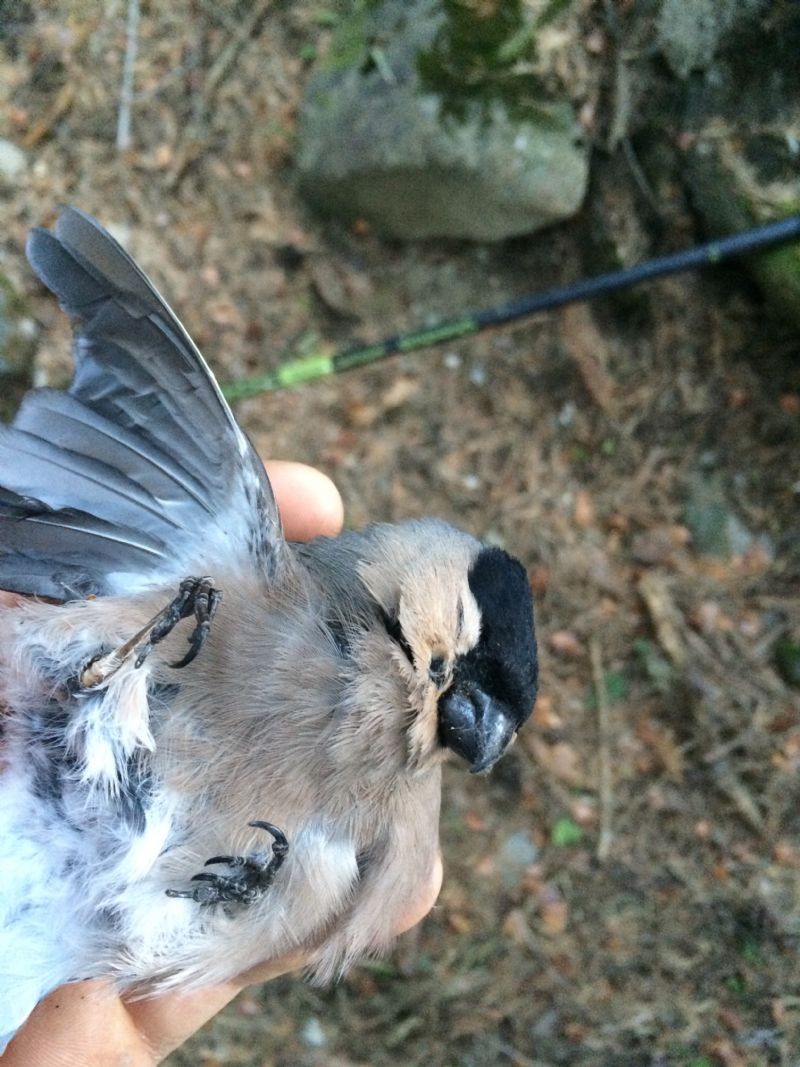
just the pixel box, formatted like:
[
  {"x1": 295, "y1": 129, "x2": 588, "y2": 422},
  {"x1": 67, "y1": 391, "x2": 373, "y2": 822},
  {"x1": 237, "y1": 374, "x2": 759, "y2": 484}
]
[{"x1": 438, "y1": 685, "x2": 516, "y2": 774}]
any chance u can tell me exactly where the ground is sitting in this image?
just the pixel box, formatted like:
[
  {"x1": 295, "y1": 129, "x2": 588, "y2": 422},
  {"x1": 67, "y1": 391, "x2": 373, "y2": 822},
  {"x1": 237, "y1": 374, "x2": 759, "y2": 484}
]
[{"x1": 0, "y1": 4, "x2": 799, "y2": 1065}]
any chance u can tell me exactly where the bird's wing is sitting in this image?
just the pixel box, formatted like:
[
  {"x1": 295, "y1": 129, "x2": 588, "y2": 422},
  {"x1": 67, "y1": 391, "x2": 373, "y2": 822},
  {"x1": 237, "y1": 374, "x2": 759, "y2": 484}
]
[{"x1": 0, "y1": 207, "x2": 283, "y2": 599}]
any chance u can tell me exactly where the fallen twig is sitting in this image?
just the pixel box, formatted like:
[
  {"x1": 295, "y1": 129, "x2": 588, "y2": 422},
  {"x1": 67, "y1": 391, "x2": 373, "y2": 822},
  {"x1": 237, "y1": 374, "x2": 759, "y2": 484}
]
[
  {"x1": 194, "y1": 0, "x2": 273, "y2": 122},
  {"x1": 560, "y1": 304, "x2": 618, "y2": 416},
  {"x1": 590, "y1": 637, "x2": 614, "y2": 862},
  {"x1": 22, "y1": 83, "x2": 77, "y2": 149},
  {"x1": 637, "y1": 572, "x2": 686, "y2": 667},
  {"x1": 116, "y1": 0, "x2": 140, "y2": 151},
  {"x1": 166, "y1": 0, "x2": 273, "y2": 188}
]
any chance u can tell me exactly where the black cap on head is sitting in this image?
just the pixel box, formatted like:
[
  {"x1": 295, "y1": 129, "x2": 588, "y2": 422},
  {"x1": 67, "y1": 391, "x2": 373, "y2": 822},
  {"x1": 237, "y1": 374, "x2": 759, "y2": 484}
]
[
  {"x1": 438, "y1": 546, "x2": 538, "y2": 772},
  {"x1": 466, "y1": 546, "x2": 538, "y2": 721}
]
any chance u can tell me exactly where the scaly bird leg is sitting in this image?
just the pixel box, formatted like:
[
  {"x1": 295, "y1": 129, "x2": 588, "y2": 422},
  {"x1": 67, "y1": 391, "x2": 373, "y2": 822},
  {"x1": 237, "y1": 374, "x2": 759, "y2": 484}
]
[
  {"x1": 79, "y1": 576, "x2": 222, "y2": 689},
  {"x1": 166, "y1": 822, "x2": 289, "y2": 906}
]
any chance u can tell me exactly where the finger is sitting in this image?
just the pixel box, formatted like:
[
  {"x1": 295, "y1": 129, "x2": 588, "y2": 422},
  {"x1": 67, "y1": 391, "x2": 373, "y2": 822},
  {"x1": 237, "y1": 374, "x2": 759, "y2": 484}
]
[
  {"x1": 124, "y1": 953, "x2": 307, "y2": 1063},
  {"x1": 133, "y1": 850, "x2": 443, "y2": 1060},
  {"x1": 0, "y1": 955, "x2": 307, "y2": 1067},
  {"x1": 0, "y1": 979, "x2": 152, "y2": 1067},
  {"x1": 396, "y1": 850, "x2": 443, "y2": 935},
  {"x1": 264, "y1": 461, "x2": 343, "y2": 542}
]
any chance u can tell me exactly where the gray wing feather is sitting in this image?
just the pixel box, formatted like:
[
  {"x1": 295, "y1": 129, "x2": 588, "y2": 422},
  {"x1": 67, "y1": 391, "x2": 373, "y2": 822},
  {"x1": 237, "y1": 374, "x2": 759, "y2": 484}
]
[
  {"x1": 0, "y1": 207, "x2": 283, "y2": 599},
  {"x1": 0, "y1": 488, "x2": 163, "y2": 598}
]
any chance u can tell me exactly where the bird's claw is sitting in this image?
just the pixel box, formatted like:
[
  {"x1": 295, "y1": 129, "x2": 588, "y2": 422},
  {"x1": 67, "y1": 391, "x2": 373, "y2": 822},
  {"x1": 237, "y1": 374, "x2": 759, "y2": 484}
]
[
  {"x1": 158, "y1": 576, "x2": 222, "y2": 669},
  {"x1": 166, "y1": 821, "x2": 289, "y2": 906},
  {"x1": 79, "y1": 576, "x2": 221, "y2": 688}
]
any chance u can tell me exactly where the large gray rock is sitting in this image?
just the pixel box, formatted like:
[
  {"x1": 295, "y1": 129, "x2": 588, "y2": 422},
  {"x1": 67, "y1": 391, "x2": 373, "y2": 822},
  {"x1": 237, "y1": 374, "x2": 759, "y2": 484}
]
[
  {"x1": 670, "y1": 3, "x2": 800, "y2": 327},
  {"x1": 656, "y1": 0, "x2": 764, "y2": 79},
  {"x1": 686, "y1": 136, "x2": 800, "y2": 329},
  {"x1": 296, "y1": 0, "x2": 588, "y2": 241}
]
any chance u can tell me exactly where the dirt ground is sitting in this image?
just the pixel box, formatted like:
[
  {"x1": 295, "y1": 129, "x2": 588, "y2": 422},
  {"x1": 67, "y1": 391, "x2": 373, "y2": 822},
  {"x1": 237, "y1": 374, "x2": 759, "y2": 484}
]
[{"x1": 1, "y1": 4, "x2": 799, "y2": 1066}]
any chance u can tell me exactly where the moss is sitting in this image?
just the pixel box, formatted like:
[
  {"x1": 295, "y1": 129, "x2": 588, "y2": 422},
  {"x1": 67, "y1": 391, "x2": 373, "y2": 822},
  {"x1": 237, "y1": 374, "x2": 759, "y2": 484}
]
[
  {"x1": 750, "y1": 240, "x2": 800, "y2": 326},
  {"x1": 318, "y1": 4, "x2": 373, "y2": 73},
  {"x1": 416, "y1": 0, "x2": 574, "y2": 122},
  {"x1": 686, "y1": 145, "x2": 800, "y2": 326}
]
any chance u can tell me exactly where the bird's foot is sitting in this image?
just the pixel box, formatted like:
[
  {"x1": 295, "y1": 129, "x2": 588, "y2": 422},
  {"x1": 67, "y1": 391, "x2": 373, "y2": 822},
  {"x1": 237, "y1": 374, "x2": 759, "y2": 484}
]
[
  {"x1": 143, "y1": 576, "x2": 222, "y2": 669},
  {"x1": 166, "y1": 822, "x2": 289, "y2": 906},
  {"x1": 79, "y1": 576, "x2": 221, "y2": 688}
]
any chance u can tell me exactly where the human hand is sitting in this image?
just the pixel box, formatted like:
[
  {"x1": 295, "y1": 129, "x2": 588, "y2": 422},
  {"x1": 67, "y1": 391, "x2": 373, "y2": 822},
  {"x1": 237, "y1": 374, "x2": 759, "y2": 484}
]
[{"x1": 0, "y1": 461, "x2": 443, "y2": 1066}]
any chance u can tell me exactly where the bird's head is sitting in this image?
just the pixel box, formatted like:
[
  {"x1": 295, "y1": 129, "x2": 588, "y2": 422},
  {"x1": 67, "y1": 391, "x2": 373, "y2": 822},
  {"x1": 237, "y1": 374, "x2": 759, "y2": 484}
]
[{"x1": 356, "y1": 521, "x2": 538, "y2": 774}]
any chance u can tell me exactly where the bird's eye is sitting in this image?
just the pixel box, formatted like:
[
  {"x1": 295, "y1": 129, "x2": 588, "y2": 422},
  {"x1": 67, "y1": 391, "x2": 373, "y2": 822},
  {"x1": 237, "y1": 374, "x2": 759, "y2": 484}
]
[
  {"x1": 429, "y1": 656, "x2": 446, "y2": 686},
  {"x1": 381, "y1": 608, "x2": 414, "y2": 664}
]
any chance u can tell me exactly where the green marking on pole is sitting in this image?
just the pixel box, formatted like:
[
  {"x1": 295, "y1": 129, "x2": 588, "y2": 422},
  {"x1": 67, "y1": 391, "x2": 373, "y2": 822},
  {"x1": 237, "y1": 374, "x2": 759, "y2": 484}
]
[
  {"x1": 397, "y1": 318, "x2": 477, "y2": 351},
  {"x1": 221, "y1": 354, "x2": 334, "y2": 401},
  {"x1": 334, "y1": 344, "x2": 388, "y2": 371},
  {"x1": 276, "y1": 353, "x2": 334, "y2": 387},
  {"x1": 222, "y1": 373, "x2": 279, "y2": 401},
  {"x1": 218, "y1": 215, "x2": 800, "y2": 401}
]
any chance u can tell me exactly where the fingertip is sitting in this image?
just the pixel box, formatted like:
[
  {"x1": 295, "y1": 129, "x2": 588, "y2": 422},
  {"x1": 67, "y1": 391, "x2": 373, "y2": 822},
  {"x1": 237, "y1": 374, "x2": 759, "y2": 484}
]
[
  {"x1": 396, "y1": 851, "x2": 443, "y2": 935},
  {"x1": 264, "y1": 461, "x2": 344, "y2": 542}
]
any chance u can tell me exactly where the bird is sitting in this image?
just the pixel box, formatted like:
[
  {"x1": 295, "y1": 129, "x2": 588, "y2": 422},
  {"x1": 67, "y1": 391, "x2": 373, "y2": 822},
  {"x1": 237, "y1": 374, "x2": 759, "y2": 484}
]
[{"x1": 0, "y1": 207, "x2": 538, "y2": 1049}]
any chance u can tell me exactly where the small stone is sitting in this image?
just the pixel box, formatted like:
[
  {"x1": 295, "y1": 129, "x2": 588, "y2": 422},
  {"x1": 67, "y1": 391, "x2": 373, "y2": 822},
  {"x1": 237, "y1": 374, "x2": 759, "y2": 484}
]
[
  {"x1": 497, "y1": 830, "x2": 539, "y2": 889},
  {"x1": 557, "y1": 401, "x2": 576, "y2": 428},
  {"x1": 469, "y1": 364, "x2": 488, "y2": 387},
  {"x1": 684, "y1": 472, "x2": 764, "y2": 558},
  {"x1": 0, "y1": 139, "x2": 27, "y2": 181},
  {"x1": 300, "y1": 1017, "x2": 327, "y2": 1048}
]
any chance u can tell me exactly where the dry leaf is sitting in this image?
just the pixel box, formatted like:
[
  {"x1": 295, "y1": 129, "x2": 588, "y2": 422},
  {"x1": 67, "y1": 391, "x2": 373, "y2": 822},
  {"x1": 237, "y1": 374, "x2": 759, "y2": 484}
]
[
  {"x1": 635, "y1": 718, "x2": 684, "y2": 780},
  {"x1": 569, "y1": 797, "x2": 598, "y2": 826},
  {"x1": 463, "y1": 811, "x2": 486, "y2": 832},
  {"x1": 529, "y1": 565, "x2": 550, "y2": 594},
  {"x1": 631, "y1": 526, "x2": 680, "y2": 565},
  {"x1": 503, "y1": 908, "x2": 537, "y2": 948},
  {"x1": 538, "y1": 887, "x2": 569, "y2": 937},
  {"x1": 529, "y1": 738, "x2": 584, "y2": 786},
  {"x1": 716, "y1": 1007, "x2": 744, "y2": 1033},
  {"x1": 207, "y1": 301, "x2": 241, "y2": 327},
  {"x1": 573, "y1": 489, "x2": 594, "y2": 528},
  {"x1": 773, "y1": 841, "x2": 800, "y2": 867},
  {"x1": 549, "y1": 630, "x2": 582, "y2": 657},
  {"x1": 448, "y1": 913, "x2": 472, "y2": 935},
  {"x1": 691, "y1": 600, "x2": 729, "y2": 635},
  {"x1": 532, "y1": 693, "x2": 563, "y2": 730},
  {"x1": 308, "y1": 257, "x2": 370, "y2": 317},
  {"x1": 381, "y1": 377, "x2": 420, "y2": 411},
  {"x1": 706, "y1": 1038, "x2": 746, "y2": 1067}
]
